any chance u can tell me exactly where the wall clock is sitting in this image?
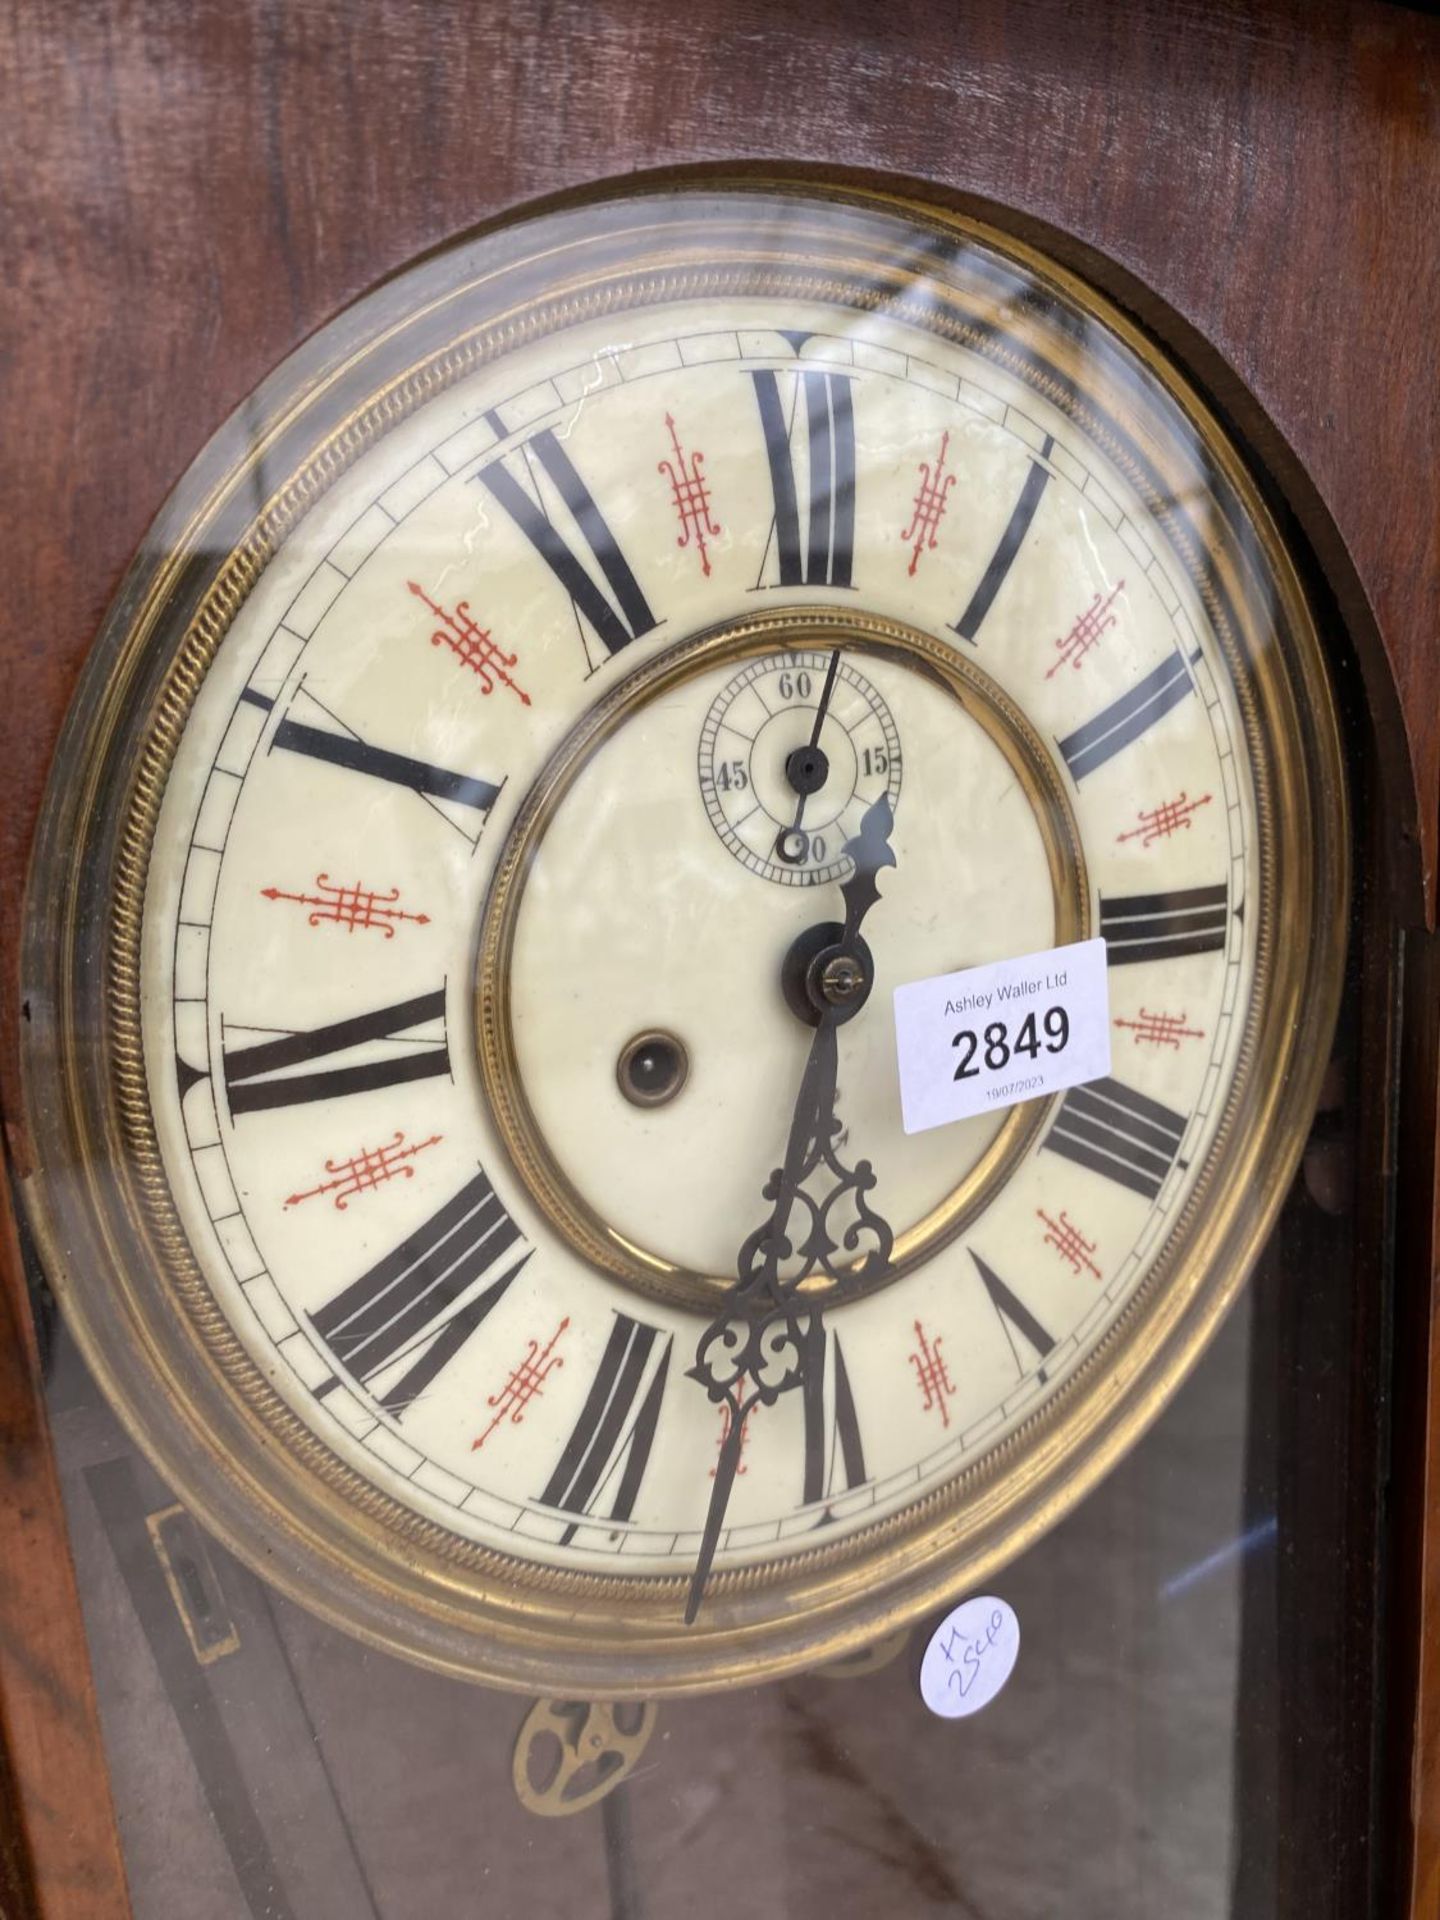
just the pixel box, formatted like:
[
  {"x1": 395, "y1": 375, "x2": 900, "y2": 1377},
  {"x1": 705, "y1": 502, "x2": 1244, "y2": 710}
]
[
  {"x1": 3, "y1": 4, "x2": 1437, "y2": 1916},
  {"x1": 19, "y1": 182, "x2": 1347, "y2": 1693}
]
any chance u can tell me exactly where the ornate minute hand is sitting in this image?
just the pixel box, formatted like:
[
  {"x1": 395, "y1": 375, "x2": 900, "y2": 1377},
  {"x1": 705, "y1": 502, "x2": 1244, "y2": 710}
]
[{"x1": 685, "y1": 795, "x2": 897, "y2": 1623}]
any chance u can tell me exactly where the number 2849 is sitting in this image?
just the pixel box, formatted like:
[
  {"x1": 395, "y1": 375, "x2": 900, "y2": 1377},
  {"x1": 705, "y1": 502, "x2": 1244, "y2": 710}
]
[{"x1": 953, "y1": 1007, "x2": 1070, "y2": 1080}]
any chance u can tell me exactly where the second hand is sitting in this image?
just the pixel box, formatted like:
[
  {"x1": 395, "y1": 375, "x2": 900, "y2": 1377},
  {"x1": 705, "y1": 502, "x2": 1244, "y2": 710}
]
[{"x1": 776, "y1": 647, "x2": 842, "y2": 864}]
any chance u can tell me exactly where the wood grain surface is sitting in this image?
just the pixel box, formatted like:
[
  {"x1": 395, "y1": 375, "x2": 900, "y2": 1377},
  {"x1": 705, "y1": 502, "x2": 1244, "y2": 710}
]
[
  {"x1": 1394, "y1": 923, "x2": 1440, "y2": 1918},
  {"x1": 1, "y1": 2, "x2": 1437, "y2": 1068},
  {"x1": 1, "y1": 1, "x2": 1436, "y2": 1914},
  {"x1": 0, "y1": 1201, "x2": 130, "y2": 1918}
]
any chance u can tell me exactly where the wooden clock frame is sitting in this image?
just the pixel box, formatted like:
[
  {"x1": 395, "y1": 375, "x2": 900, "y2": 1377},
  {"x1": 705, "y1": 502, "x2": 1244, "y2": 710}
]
[{"x1": 0, "y1": 2, "x2": 1435, "y2": 1914}]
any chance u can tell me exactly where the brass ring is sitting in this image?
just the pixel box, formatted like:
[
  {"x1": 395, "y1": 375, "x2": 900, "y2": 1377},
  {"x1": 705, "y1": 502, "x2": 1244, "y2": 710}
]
[{"x1": 474, "y1": 604, "x2": 1090, "y2": 1313}]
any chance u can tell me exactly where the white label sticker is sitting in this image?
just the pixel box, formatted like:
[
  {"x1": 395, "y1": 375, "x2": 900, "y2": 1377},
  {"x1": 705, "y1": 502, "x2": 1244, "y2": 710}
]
[
  {"x1": 920, "y1": 1595, "x2": 1021, "y2": 1719},
  {"x1": 892, "y1": 937, "x2": 1111, "y2": 1135}
]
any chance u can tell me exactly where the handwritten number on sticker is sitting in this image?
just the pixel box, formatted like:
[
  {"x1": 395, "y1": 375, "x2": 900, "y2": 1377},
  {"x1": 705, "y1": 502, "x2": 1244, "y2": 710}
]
[
  {"x1": 919, "y1": 1595, "x2": 1022, "y2": 1718},
  {"x1": 940, "y1": 1609, "x2": 1006, "y2": 1697}
]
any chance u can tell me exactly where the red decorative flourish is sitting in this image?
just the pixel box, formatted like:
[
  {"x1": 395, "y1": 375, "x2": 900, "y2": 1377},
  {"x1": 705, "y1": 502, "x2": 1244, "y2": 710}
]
[
  {"x1": 1114, "y1": 1009, "x2": 1206, "y2": 1050},
  {"x1": 1116, "y1": 790, "x2": 1213, "y2": 847},
  {"x1": 472, "y1": 1319, "x2": 570, "y2": 1452},
  {"x1": 408, "y1": 580, "x2": 531, "y2": 705},
  {"x1": 1038, "y1": 1208, "x2": 1101, "y2": 1279},
  {"x1": 709, "y1": 1376, "x2": 754, "y2": 1478},
  {"x1": 900, "y1": 430, "x2": 955, "y2": 576},
  {"x1": 261, "y1": 875, "x2": 430, "y2": 937},
  {"x1": 1045, "y1": 580, "x2": 1124, "y2": 678},
  {"x1": 659, "y1": 412, "x2": 721, "y2": 576},
  {"x1": 909, "y1": 1320, "x2": 957, "y2": 1429},
  {"x1": 284, "y1": 1131, "x2": 442, "y2": 1211}
]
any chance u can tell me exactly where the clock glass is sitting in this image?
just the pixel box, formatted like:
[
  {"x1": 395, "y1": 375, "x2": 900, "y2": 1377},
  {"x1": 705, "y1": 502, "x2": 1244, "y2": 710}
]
[{"x1": 21, "y1": 183, "x2": 1347, "y2": 1694}]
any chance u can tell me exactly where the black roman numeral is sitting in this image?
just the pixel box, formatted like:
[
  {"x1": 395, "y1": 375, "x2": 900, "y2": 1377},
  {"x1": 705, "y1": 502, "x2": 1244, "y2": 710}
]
[
  {"x1": 267, "y1": 684, "x2": 497, "y2": 847},
  {"x1": 367, "y1": 1257, "x2": 525, "y2": 1419},
  {"x1": 972, "y1": 1251, "x2": 1057, "y2": 1378},
  {"x1": 539, "y1": 1313, "x2": 670, "y2": 1543},
  {"x1": 1100, "y1": 884, "x2": 1230, "y2": 966},
  {"x1": 1043, "y1": 1077, "x2": 1187, "y2": 1201},
  {"x1": 801, "y1": 1323, "x2": 867, "y2": 1506},
  {"x1": 268, "y1": 683, "x2": 500, "y2": 849},
  {"x1": 952, "y1": 445, "x2": 1053, "y2": 642},
  {"x1": 479, "y1": 430, "x2": 657, "y2": 658},
  {"x1": 273, "y1": 716, "x2": 500, "y2": 815},
  {"x1": 752, "y1": 370, "x2": 857, "y2": 589},
  {"x1": 1057, "y1": 653, "x2": 1194, "y2": 782},
  {"x1": 176, "y1": 1052, "x2": 207, "y2": 1101},
  {"x1": 310, "y1": 1169, "x2": 528, "y2": 1417},
  {"x1": 223, "y1": 989, "x2": 448, "y2": 1116}
]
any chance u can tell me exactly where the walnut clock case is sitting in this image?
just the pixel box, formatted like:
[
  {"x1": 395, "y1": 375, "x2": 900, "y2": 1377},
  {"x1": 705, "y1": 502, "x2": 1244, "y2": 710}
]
[{"x1": 2, "y1": 6, "x2": 1437, "y2": 1920}]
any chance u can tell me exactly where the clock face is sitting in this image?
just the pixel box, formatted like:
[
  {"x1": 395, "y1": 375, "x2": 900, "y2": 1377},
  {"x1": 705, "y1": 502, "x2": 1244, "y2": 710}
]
[{"x1": 23, "y1": 186, "x2": 1347, "y2": 1691}]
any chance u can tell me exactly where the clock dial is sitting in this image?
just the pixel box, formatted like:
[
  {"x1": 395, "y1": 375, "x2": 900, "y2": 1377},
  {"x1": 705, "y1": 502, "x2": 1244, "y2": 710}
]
[
  {"x1": 697, "y1": 650, "x2": 903, "y2": 886},
  {"x1": 23, "y1": 186, "x2": 1346, "y2": 1692}
]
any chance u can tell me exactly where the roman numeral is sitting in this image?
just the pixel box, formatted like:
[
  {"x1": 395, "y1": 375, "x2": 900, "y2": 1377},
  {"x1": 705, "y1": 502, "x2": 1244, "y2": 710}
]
[
  {"x1": 309, "y1": 1169, "x2": 528, "y2": 1417},
  {"x1": 1043, "y1": 1077, "x2": 1187, "y2": 1201},
  {"x1": 1057, "y1": 653, "x2": 1194, "y2": 782},
  {"x1": 972, "y1": 1251, "x2": 1057, "y2": 1378},
  {"x1": 802, "y1": 1323, "x2": 867, "y2": 1505},
  {"x1": 268, "y1": 679, "x2": 501, "y2": 849},
  {"x1": 479, "y1": 430, "x2": 657, "y2": 659},
  {"x1": 176, "y1": 1053, "x2": 207, "y2": 1101},
  {"x1": 539, "y1": 1313, "x2": 670, "y2": 1542},
  {"x1": 223, "y1": 989, "x2": 449, "y2": 1116},
  {"x1": 952, "y1": 445, "x2": 1053, "y2": 642},
  {"x1": 752, "y1": 370, "x2": 856, "y2": 589},
  {"x1": 272, "y1": 715, "x2": 501, "y2": 815},
  {"x1": 1100, "y1": 884, "x2": 1229, "y2": 966}
]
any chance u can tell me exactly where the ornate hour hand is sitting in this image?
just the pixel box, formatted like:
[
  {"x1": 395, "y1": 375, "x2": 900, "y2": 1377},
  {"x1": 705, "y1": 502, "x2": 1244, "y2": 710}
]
[{"x1": 685, "y1": 794, "x2": 897, "y2": 1623}]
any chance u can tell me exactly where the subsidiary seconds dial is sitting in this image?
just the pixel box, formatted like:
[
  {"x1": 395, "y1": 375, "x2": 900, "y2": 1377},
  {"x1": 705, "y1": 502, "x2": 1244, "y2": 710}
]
[{"x1": 698, "y1": 649, "x2": 902, "y2": 884}]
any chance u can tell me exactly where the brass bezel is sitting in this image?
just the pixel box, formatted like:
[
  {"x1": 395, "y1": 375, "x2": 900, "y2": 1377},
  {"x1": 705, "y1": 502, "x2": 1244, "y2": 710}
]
[{"x1": 18, "y1": 181, "x2": 1349, "y2": 1696}]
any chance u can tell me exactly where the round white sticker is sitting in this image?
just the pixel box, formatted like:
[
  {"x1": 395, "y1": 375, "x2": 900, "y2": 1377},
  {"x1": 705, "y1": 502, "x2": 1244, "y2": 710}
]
[{"x1": 919, "y1": 1596, "x2": 1021, "y2": 1718}]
